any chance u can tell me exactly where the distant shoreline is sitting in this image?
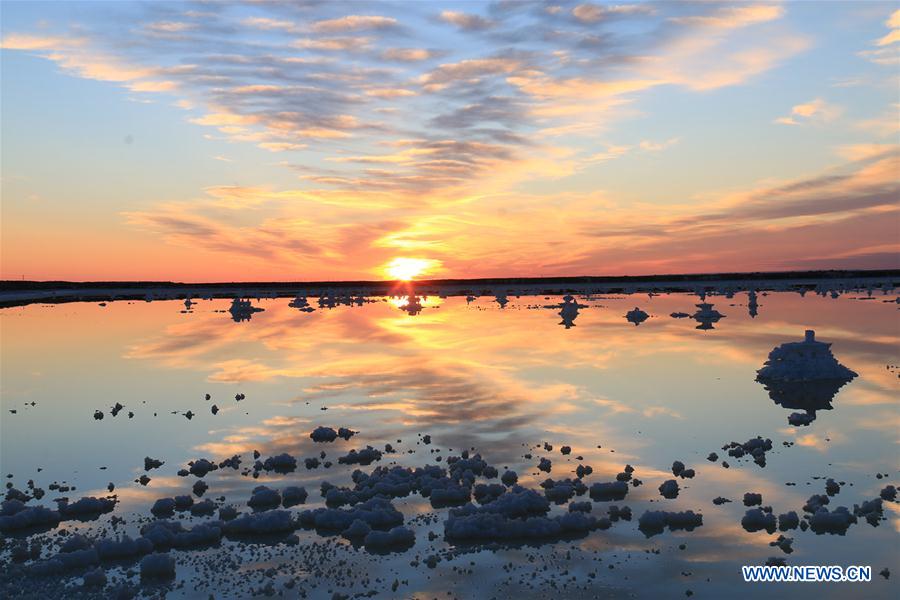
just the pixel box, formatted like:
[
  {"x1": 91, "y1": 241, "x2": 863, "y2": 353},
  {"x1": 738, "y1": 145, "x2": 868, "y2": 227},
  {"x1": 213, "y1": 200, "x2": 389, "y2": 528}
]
[{"x1": 1, "y1": 269, "x2": 896, "y2": 309}]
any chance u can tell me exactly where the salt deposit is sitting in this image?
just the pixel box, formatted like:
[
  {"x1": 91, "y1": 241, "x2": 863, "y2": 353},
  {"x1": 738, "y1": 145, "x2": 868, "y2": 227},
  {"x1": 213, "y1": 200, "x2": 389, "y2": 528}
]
[
  {"x1": 638, "y1": 511, "x2": 703, "y2": 536},
  {"x1": 139, "y1": 553, "x2": 175, "y2": 580},
  {"x1": 721, "y1": 437, "x2": 773, "y2": 467},
  {"x1": 247, "y1": 486, "x2": 282, "y2": 510},
  {"x1": 310, "y1": 426, "x2": 339, "y2": 442},
  {"x1": 658, "y1": 480, "x2": 680, "y2": 499},
  {"x1": 589, "y1": 481, "x2": 629, "y2": 502},
  {"x1": 743, "y1": 493, "x2": 762, "y2": 506},
  {"x1": 741, "y1": 508, "x2": 776, "y2": 533},
  {"x1": 757, "y1": 330, "x2": 857, "y2": 381},
  {"x1": 808, "y1": 506, "x2": 856, "y2": 535},
  {"x1": 143, "y1": 457, "x2": 164, "y2": 471},
  {"x1": 362, "y1": 526, "x2": 415, "y2": 552},
  {"x1": 625, "y1": 307, "x2": 649, "y2": 325}
]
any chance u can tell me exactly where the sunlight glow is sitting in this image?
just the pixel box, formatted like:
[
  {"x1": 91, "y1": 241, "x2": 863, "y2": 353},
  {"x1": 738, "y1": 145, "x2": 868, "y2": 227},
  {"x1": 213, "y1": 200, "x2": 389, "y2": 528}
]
[{"x1": 383, "y1": 257, "x2": 441, "y2": 281}]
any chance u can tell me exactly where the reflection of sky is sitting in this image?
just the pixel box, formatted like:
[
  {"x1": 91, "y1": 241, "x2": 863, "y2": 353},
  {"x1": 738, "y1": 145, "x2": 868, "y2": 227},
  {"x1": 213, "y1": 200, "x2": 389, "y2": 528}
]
[{"x1": 1, "y1": 291, "x2": 898, "y2": 597}]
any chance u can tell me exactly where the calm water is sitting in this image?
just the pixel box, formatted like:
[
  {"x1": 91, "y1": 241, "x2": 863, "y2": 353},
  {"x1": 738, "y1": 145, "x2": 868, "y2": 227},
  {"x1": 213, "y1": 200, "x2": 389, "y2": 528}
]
[{"x1": 1, "y1": 288, "x2": 898, "y2": 598}]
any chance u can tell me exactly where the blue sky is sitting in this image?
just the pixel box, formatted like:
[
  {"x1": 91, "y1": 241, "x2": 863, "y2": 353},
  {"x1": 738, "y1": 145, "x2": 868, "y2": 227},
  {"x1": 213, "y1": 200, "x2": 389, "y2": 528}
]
[{"x1": 1, "y1": 1, "x2": 897, "y2": 280}]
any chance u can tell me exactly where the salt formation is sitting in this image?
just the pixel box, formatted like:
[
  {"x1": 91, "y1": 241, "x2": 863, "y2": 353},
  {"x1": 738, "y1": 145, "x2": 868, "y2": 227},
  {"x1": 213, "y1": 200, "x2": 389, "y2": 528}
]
[
  {"x1": 0, "y1": 502, "x2": 61, "y2": 532},
  {"x1": 778, "y1": 511, "x2": 799, "y2": 531},
  {"x1": 247, "y1": 486, "x2": 282, "y2": 509},
  {"x1": 139, "y1": 553, "x2": 175, "y2": 580},
  {"x1": 853, "y1": 498, "x2": 885, "y2": 527},
  {"x1": 310, "y1": 426, "x2": 356, "y2": 442},
  {"x1": 743, "y1": 492, "x2": 763, "y2": 506},
  {"x1": 721, "y1": 437, "x2": 773, "y2": 467},
  {"x1": 443, "y1": 487, "x2": 609, "y2": 542},
  {"x1": 362, "y1": 526, "x2": 415, "y2": 552},
  {"x1": 298, "y1": 497, "x2": 404, "y2": 532},
  {"x1": 671, "y1": 461, "x2": 694, "y2": 479},
  {"x1": 557, "y1": 295, "x2": 584, "y2": 329},
  {"x1": 228, "y1": 298, "x2": 264, "y2": 322},
  {"x1": 190, "y1": 499, "x2": 216, "y2": 516},
  {"x1": 638, "y1": 511, "x2": 703, "y2": 536},
  {"x1": 757, "y1": 330, "x2": 857, "y2": 381},
  {"x1": 192, "y1": 480, "x2": 208, "y2": 497},
  {"x1": 143, "y1": 457, "x2": 164, "y2": 471},
  {"x1": 281, "y1": 486, "x2": 308, "y2": 508},
  {"x1": 658, "y1": 480, "x2": 680, "y2": 499},
  {"x1": 310, "y1": 426, "x2": 336, "y2": 442},
  {"x1": 808, "y1": 507, "x2": 856, "y2": 535},
  {"x1": 289, "y1": 295, "x2": 314, "y2": 312},
  {"x1": 741, "y1": 508, "x2": 776, "y2": 533},
  {"x1": 400, "y1": 295, "x2": 424, "y2": 316},
  {"x1": 338, "y1": 446, "x2": 383, "y2": 465},
  {"x1": 259, "y1": 453, "x2": 297, "y2": 473},
  {"x1": 56, "y1": 497, "x2": 117, "y2": 519},
  {"x1": 770, "y1": 535, "x2": 794, "y2": 554},
  {"x1": 187, "y1": 458, "x2": 218, "y2": 477},
  {"x1": 607, "y1": 505, "x2": 632, "y2": 521},
  {"x1": 757, "y1": 330, "x2": 857, "y2": 426},
  {"x1": 501, "y1": 470, "x2": 518, "y2": 486},
  {"x1": 625, "y1": 307, "x2": 649, "y2": 326},
  {"x1": 588, "y1": 481, "x2": 629, "y2": 502},
  {"x1": 81, "y1": 567, "x2": 106, "y2": 587},
  {"x1": 691, "y1": 302, "x2": 724, "y2": 330},
  {"x1": 541, "y1": 478, "x2": 587, "y2": 503},
  {"x1": 223, "y1": 510, "x2": 295, "y2": 535},
  {"x1": 747, "y1": 290, "x2": 759, "y2": 318}
]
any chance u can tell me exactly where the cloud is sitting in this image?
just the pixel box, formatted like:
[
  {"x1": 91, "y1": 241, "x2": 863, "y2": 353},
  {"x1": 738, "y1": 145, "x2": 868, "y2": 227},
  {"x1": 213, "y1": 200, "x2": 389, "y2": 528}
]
[
  {"x1": 5, "y1": 1, "x2": 874, "y2": 280},
  {"x1": 420, "y1": 56, "x2": 523, "y2": 88},
  {"x1": 860, "y1": 8, "x2": 900, "y2": 65},
  {"x1": 2, "y1": 1, "x2": 808, "y2": 201},
  {"x1": 774, "y1": 98, "x2": 843, "y2": 125},
  {"x1": 440, "y1": 10, "x2": 495, "y2": 31},
  {"x1": 856, "y1": 103, "x2": 900, "y2": 137},
  {"x1": 146, "y1": 21, "x2": 195, "y2": 34},
  {"x1": 381, "y1": 47, "x2": 438, "y2": 62},
  {"x1": 670, "y1": 4, "x2": 784, "y2": 30},
  {"x1": 835, "y1": 143, "x2": 896, "y2": 161},
  {"x1": 311, "y1": 15, "x2": 398, "y2": 33},
  {"x1": 572, "y1": 4, "x2": 605, "y2": 24},
  {"x1": 1, "y1": 33, "x2": 87, "y2": 50},
  {"x1": 571, "y1": 3, "x2": 655, "y2": 23},
  {"x1": 241, "y1": 17, "x2": 296, "y2": 32},
  {"x1": 639, "y1": 138, "x2": 680, "y2": 152},
  {"x1": 365, "y1": 88, "x2": 417, "y2": 99},
  {"x1": 587, "y1": 144, "x2": 631, "y2": 162},
  {"x1": 877, "y1": 9, "x2": 900, "y2": 46}
]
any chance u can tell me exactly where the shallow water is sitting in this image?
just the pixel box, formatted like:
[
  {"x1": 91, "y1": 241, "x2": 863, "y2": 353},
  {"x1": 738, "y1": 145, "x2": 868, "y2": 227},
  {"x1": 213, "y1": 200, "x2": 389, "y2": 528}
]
[{"x1": 1, "y1": 287, "x2": 898, "y2": 598}]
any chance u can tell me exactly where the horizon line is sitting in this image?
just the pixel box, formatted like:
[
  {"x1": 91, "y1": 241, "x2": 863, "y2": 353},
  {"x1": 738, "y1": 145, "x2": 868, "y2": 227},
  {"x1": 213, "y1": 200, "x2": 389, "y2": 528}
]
[{"x1": 2, "y1": 267, "x2": 899, "y2": 289}]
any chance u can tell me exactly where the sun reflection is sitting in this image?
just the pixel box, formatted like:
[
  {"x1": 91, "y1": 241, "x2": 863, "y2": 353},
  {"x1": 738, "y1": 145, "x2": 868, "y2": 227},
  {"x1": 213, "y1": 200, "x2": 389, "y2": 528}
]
[{"x1": 383, "y1": 257, "x2": 440, "y2": 281}]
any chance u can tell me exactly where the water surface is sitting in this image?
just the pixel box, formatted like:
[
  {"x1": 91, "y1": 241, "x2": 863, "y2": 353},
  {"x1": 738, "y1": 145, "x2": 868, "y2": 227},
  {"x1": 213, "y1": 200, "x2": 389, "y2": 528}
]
[{"x1": 1, "y1": 286, "x2": 898, "y2": 598}]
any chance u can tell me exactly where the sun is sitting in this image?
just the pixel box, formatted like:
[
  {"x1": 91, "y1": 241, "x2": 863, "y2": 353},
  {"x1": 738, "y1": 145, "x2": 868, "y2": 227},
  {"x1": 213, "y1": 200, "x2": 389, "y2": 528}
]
[{"x1": 383, "y1": 257, "x2": 440, "y2": 281}]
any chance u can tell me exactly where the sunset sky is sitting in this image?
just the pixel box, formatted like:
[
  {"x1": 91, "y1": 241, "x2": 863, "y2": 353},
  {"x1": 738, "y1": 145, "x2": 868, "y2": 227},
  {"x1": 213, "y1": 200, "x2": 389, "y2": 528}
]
[{"x1": 1, "y1": 1, "x2": 898, "y2": 282}]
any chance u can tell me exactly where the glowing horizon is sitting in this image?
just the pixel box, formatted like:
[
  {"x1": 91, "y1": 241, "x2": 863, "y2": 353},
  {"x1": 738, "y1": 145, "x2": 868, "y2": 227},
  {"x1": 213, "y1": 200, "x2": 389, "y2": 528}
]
[{"x1": 1, "y1": 1, "x2": 898, "y2": 282}]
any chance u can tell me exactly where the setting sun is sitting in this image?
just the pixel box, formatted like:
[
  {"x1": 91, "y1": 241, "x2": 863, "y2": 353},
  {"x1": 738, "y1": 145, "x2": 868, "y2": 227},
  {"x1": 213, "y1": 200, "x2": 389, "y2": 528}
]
[{"x1": 383, "y1": 257, "x2": 441, "y2": 281}]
